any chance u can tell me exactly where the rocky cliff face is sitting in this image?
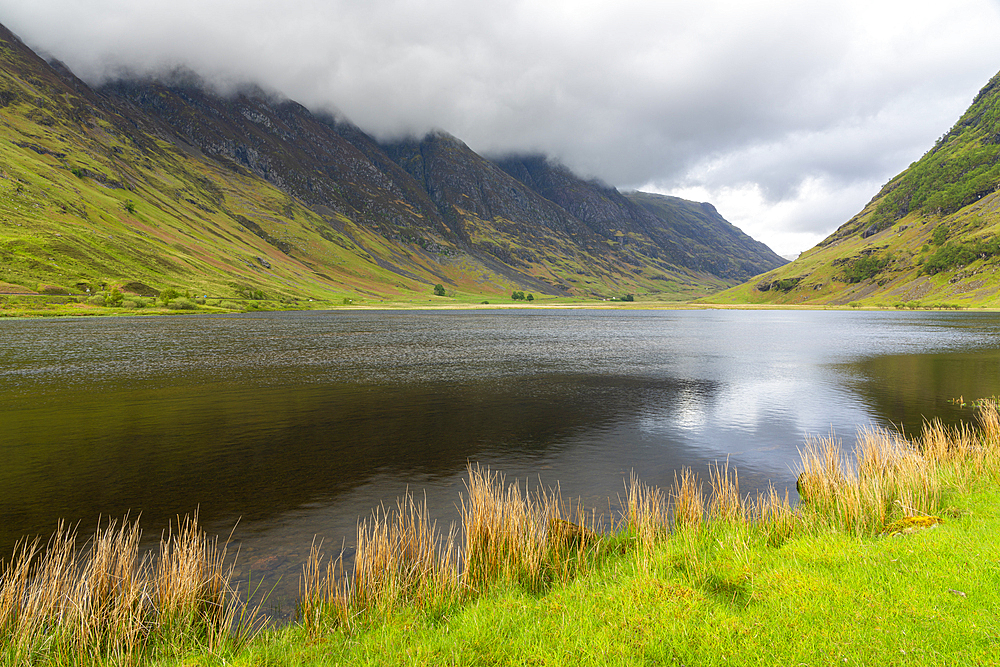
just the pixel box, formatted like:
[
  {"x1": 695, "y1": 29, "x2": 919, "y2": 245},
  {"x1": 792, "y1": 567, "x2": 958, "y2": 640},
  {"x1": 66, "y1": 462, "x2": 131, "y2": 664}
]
[
  {"x1": 495, "y1": 155, "x2": 788, "y2": 280},
  {"x1": 101, "y1": 76, "x2": 451, "y2": 240}
]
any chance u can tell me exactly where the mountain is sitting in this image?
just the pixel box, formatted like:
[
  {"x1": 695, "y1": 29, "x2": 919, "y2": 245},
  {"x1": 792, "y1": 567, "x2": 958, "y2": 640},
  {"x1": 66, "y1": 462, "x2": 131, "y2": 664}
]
[
  {"x1": 493, "y1": 156, "x2": 786, "y2": 280},
  {"x1": 0, "y1": 22, "x2": 785, "y2": 307},
  {"x1": 710, "y1": 70, "x2": 1000, "y2": 308}
]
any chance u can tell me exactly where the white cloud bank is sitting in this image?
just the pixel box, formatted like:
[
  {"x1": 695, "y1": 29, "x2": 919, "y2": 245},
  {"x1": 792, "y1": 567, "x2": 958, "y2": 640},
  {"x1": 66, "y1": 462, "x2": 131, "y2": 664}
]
[{"x1": 2, "y1": 0, "x2": 999, "y2": 255}]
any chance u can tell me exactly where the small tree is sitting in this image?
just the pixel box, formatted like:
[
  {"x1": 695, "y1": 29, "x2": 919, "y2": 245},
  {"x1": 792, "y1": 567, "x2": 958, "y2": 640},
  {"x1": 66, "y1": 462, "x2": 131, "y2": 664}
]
[
  {"x1": 526, "y1": 293, "x2": 534, "y2": 302},
  {"x1": 105, "y1": 287, "x2": 124, "y2": 307},
  {"x1": 159, "y1": 287, "x2": 180, "y2": 305},
  {"x1": 931, "y1": 224, "x2": 949, "y2": 246},
  {"x1": 433, "y1": 283, "x2": 446, "y2": 296}
]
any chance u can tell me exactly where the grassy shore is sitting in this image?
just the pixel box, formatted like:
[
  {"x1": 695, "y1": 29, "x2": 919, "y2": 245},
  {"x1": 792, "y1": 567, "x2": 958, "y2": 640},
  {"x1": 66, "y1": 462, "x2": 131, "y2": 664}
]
[
  {"x1": 4, "y1": 408, "x2": 1000, "y2": 665},
  {"x1": 237, "y1": 491, "x2": 1000, "y2": 666},
  {"x1": 2, "y1": 293, "x2": 996, "y2": 317}
]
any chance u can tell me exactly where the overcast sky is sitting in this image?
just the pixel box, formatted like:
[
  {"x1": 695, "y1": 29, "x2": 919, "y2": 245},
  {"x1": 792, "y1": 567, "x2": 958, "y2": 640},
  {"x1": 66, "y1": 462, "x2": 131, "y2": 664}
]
[{"x1": 3, "y1": 0, "x2": 1000, "y2": 256}]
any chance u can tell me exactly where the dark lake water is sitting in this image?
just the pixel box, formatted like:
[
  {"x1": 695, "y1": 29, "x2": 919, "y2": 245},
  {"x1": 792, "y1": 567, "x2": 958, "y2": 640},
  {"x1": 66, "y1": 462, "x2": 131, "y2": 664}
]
[{"x1": 3, "y1": 308, "x2": 1000, "y2": 615}]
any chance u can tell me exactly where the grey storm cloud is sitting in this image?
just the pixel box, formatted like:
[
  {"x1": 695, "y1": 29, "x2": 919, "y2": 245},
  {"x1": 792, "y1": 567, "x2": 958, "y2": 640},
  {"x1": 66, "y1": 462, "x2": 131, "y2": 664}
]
[{"x1": 2, "y1": 0, "x2": 1000, "y2": 254}]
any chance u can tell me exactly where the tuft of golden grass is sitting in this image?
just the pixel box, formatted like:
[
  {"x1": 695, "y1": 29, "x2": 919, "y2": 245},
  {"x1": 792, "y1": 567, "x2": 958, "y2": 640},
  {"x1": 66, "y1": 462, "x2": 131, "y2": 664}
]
[
  {"x1": 462, "y1": 465, "x2": 591, "y2": 591},
  {"x1": 794, "y1": 403, "x2": 1000, "y2": 535},
  {"x1": 623, "y1": 473, "x2": 668, "y2": 553},
  {"x1": 977, "y1": 400, "x2": 1000, "y2": 454},
  {"x1": 300, "y1": 465, "x2": 599, "y2": 628},
  {"x1": 796, "y1": 427, "x2": 932, "y2": 534},
  {"x1": 671, "y1": 467, "x2": 705, "y2": 530},
  {"x1": 707, "y1": 460, "x2": 743, "y2": 524},
  {"x1": 300, "y1": 538, "x2": 349, "y2": 635},
  {"x1": 77, "y1": 516, "x2": 148, "y2": 663},
  {"x1": 354, "y1": 493, "x2": 459, "y2": 611},
  {"x1": 0, "y1": 512, "x2": 262, "y2": 666},
  {"x1": 154, "y1": 511, "x2": 263, "y2": 651}
]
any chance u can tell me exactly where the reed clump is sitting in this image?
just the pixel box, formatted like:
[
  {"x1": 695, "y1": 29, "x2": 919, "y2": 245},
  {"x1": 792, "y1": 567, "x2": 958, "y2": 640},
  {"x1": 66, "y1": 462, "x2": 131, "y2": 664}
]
[
  {"x1": 623, "y1": 472, "x2": 669, "y2": 551},
  {"x1": 671, "y1": 467, "x2": 705, "y2": 530},
  {"x1": 0, "y1": 512, "x2": 263, "y2": 666},
  {"x1": 463, "y1": 465, "x2": 595, "y2": 591},
  {"x1": 354, "y1": 493, "x2": 459, "y2": 611},
  {"x1": 795, "y1": 401, "x2": 1000, "y2": 534},
  {"x1": 707, "y1": 460, "x2": 743, "y2": 524},
  {"x1": 299, "y1": 539, "x2": 350, "y2": 636},
  {"x1": 301, "y1": 465, "x2": 599, "y2": 631}
]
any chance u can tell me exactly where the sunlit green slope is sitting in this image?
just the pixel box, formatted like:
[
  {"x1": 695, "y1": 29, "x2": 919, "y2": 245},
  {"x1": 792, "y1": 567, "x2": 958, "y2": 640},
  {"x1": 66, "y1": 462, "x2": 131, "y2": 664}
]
[
  {"x1": 0, "y1": 25, "x2": 503, "y2": 305},
  {"x1": 709, "y1": 70, "x2": 1000, "y2": 307}
]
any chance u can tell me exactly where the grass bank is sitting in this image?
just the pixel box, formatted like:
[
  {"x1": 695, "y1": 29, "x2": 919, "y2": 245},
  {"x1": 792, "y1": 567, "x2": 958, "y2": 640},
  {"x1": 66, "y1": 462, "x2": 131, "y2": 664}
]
[
  {"x1": 4, "y1": 408, "x2": 1000, "y2": 665},
  {"x1": 5, "y1": 289, "x2": 997, "y2": 317}
]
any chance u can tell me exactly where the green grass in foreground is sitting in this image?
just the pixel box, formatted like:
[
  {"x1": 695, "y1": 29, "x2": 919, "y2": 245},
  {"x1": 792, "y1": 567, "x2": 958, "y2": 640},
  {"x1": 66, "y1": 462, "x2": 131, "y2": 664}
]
[
  {"x1": 5, "y1": 409, "x2": 1000, "y2": 666},
  {"x1": 192, "y1": 488, "x2": 1000, "y2": 666},
  {"x1": 181, "y1": 417, "x2": 1000, "y2": 666}
]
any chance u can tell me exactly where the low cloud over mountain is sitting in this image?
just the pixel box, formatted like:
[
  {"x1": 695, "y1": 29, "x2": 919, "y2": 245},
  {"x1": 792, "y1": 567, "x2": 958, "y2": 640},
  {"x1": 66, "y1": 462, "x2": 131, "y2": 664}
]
[{"x1": 3, "y1": 0, "x2": 1000, "y2": 255}]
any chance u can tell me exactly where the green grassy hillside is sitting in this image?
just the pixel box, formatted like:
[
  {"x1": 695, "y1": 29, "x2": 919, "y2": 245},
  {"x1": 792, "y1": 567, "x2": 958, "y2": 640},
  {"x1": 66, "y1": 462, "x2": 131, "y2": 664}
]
[
  {"x1": 710, "y1": 70, "x2": 1000, "y2": 308},
  {"x1": 0, "y1": 27, "x2": 490, "y2": 310},
  {"x1": 0, "y1": 22, "x2": 786, "y2": 313}
]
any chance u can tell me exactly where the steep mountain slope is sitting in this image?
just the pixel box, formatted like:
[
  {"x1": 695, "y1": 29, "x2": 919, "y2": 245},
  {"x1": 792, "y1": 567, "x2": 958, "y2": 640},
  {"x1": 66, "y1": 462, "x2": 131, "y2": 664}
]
[
  {"x1": 104, "y1": 77, "x2": 785, "y2": 297},
  {"x1": 102, "y1": 75, "x2": 454, "y2": 242},
  {"x1": 0, "y1": 24, "x2": 460, "y2": 305},
  {"x1": 711, "y1": 70, "x2": 1000, "y2": 307},
  {"x1": 0, "y1": 21, "x2": 783, "y2": 306},
  {"x1": 625, "y1": 192, "x2": 787, "y2": 279},
  {"x1": 381, "y1": 138, "x2": 785, "y2": 295},
  {"x1": 495, "y1": 156, "x2": 786, "y2": 280}
]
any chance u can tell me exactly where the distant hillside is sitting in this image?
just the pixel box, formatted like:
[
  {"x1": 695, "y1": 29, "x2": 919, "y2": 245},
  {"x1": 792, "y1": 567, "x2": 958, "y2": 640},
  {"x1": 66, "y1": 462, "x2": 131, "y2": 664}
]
[
  {"x1": 624, "y1": 191, "x2": 787, "y2": 279},
  {"x1": 493, "y1": 156, "x2": 787, "y2": 281},
  {"x1": 0, "y1": 21, "x2": 783, "y2": 306},
  {"x1": 711, "y1": 70, "x2": 1000, "y2": 307}
]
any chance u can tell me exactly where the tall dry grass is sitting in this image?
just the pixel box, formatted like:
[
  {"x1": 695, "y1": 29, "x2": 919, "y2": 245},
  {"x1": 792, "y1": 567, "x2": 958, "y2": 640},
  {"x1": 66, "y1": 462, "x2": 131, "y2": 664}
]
[
  {"x1": 796, "y1": 425, "x2": 941, "y2": 533},
  {"x1": 624, "y1": 461, "x2": 748, "y2": 547},
  {"x1": 300, "y1": 465, "x2": 599, "y2": 629},
  {"x1": 463, "y1": 465, "x2": 595, "y2": 591},
  {"x1": 623, "y1": 472, "x2": 669, "y2": 552},
  {"x1": 707, "y1": 460, "x2": 743, "y2": 524},
  {"x1": 299, "y1": 538, "x2": 349, "y2": 636},
  {"x1": 297, "y1": 400, "x2": 1000, "y2": 631},
  {"x1": 354, "y1": 493, "x2": 459, "y2": 610},
  {"x1": 0, "y1": 512, "x2": 263, "y2": 666},
  {"x1": 671, "y1": 467, "x2": 705, "y2": 530},
  {"x1": 10, "y1": 403, "x2": 1000, "y2": 653},
  {"x1": 795, "y1": 401, "x2": 1000, "y2": 534}
]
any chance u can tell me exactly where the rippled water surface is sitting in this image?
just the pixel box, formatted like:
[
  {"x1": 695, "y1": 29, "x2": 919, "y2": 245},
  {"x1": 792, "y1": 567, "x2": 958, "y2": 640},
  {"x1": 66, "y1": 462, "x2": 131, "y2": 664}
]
[{"x1": 3, "y1": 308, "x2": 1000, "y2": 614}]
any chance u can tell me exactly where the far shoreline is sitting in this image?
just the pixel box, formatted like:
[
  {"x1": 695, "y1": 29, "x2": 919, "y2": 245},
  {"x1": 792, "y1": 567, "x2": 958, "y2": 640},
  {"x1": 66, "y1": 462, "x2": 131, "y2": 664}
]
[{"x1": 2, "y1": 297, "x2": 997, "y2": 318}]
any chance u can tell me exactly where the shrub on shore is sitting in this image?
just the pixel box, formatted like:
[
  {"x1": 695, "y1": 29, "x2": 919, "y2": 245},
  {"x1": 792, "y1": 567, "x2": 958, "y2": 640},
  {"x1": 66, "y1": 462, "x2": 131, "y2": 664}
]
[{"x1": 167, "y1": 297, "x2": 197, "y2": 310}]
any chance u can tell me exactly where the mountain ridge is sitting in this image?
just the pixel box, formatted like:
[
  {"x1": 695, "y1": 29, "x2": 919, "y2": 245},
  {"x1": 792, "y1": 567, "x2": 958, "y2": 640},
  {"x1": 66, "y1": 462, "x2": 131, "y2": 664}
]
[{"x1": 0, "y1": 21, "x2": 786, "y2": 307}]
